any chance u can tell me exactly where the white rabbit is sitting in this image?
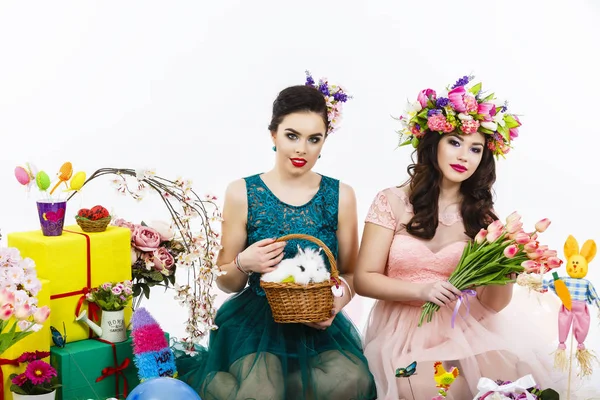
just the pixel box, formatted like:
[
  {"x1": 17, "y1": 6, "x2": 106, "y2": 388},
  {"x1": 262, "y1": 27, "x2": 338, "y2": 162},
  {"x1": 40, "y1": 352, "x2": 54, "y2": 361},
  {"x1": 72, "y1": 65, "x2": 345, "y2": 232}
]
[{"x1": 261, "y1": 245, "x2": 330, "y2": 285}]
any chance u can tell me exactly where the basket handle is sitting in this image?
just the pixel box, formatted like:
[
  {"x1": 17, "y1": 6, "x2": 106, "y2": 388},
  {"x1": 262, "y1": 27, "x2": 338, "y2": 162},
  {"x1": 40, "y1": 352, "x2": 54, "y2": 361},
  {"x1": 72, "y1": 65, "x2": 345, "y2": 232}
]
[{"x1": 274, "y1": 234, "x2": 339, "y2": 280}]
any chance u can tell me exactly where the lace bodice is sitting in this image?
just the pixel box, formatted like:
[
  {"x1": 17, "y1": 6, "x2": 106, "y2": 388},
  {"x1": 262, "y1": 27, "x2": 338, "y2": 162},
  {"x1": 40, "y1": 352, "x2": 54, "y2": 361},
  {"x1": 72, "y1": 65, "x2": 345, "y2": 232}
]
[
  {"x1": 244, "y1": 174, "x2": 339, "y2": 296},
  {"x1": 365, "y1": 187, "x2": 469, "y2": 283}
]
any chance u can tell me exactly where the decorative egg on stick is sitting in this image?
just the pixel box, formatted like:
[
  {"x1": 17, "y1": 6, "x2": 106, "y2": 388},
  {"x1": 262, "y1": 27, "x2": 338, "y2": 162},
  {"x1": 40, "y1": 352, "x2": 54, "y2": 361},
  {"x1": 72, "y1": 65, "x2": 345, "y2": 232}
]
[
  {"x1": 65, "y1": 171, "x2": 86, "y2": 192},
  {"x1": 49, "y1": 161, "x2": 73, "y2": 196}
]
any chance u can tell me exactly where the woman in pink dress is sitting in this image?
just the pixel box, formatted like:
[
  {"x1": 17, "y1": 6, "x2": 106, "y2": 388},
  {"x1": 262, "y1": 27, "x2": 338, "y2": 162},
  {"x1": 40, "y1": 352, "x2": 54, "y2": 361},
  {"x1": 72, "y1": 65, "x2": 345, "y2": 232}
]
[{"x1": 354, "y1": 76, "x2": 564, "y2": 399}]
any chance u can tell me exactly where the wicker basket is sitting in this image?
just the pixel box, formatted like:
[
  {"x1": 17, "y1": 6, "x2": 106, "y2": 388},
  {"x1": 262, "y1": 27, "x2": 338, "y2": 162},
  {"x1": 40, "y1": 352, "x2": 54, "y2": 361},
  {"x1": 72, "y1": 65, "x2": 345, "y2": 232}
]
[
  {"x1": 75, "y1": 215, "x2": 112, "y2": 232},
  {"x1": 260, "y1": 233, "x2": 340, "y2": 324}
]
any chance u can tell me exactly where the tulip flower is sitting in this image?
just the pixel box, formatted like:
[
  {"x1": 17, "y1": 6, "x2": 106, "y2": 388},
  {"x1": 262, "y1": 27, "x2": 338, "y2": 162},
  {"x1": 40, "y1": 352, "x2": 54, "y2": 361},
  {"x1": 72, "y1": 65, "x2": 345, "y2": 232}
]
[
  {"x1": 506, "y1": 220, "x2": 523, "y2": 234},
  {"x1": 475, "y1": 229, "x2": 488, "y2": 244},
  {"x1": 504, "y1": 245, "x2": 519, "y2": 259},
  {"x1": 481, "y1": 121, "x2": 498, "y2": 131},
  {"x1": 417, "y1": 89, "x2": 436, "y2": 109},
  {"x1": 487, "y1": 230, "x2": 503, "y2": 243},
  {"x1": 524, "y1": 241, "x2": 539, "y2": 253},
  {"x1": 448, "y1": 86, "x2": 467, "y2": 112},
  {"x1": 505, "y1": 211, "x2": 521, "y2": 224},
  {"x1": 547, "y1": 257, "x2": 563, "y2": 269},
  {"x1": 33, "y1": 305, "x2": 51, "y2": 324},
  {"x1": 0, "y1": 303, "x2": 14, "y2": 320},
  {"x1": 487, "y1": 220, "x2": 504, "y2": 233},
  {"x1": 515, "y1": 232, "x2": 530, "y2": 245},
  {"x1": 522, "y1": 260, "x2": 540, "y2": 272},
  {"x1": 535, "y1": 218, "x2": 551, "y2": 233},
  {"x1": 477, "y1": 102, "x2": 496, "y2": 121}
]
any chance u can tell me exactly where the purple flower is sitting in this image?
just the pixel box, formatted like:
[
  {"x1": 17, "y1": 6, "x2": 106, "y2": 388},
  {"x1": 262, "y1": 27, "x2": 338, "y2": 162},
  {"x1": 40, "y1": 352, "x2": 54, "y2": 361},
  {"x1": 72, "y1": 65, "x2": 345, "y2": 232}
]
[
  {"x1": 451, "y1": 75, "x2": 470, "y2": 89},
  {"x1": 333, "y1": 92, "x2": 348, "y2": 102},
  {"x1": 427, "y1": 109, "x2": 442, "y2": 117},
  {"x1": 414, "y1": 123, "x2": 421, "y2": 131},
  {"x1": 436, "y1": 97, "x2": 449, "y2": 107},
  {"x1": 305, "y1": 76, "x2": 315, "y2": 86},
  {"x1": 318, "y1": 83, "x2": 330, "y2": 96}
]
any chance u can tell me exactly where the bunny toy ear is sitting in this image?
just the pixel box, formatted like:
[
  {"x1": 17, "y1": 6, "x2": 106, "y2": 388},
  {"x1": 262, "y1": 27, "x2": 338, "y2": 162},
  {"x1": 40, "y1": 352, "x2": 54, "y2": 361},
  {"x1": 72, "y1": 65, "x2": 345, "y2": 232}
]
[
  {"x1": 581, "y1": 240, "x2": 597, "y2": 264},
  {"x1": 317, "y1": 247, "x2": 323, "y2": 254},
  {"x1": 564, "y1": 235, "x2": 580, "y2": 259},
  {"x1": 296, "y1": 244, "x2": 304, "y2": 254}
]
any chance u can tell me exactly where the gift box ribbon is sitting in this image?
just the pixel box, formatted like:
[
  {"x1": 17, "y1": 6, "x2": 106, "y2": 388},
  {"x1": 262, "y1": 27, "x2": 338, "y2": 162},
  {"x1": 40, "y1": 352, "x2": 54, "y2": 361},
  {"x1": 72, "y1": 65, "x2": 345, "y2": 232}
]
[
  {"x1": 0, "y1": 357, "x2": 21, "y2": 399},
  {"x1": 451, "y1": 289, "x2": 477, "y2": 328},
  {"x1": 50, "y1": 229, "x2": 100, "y2": 338},
  {"x1": 474, "y1": 374, "x2": 537, "y2": 400},
  {"x1": 94, "y1": 338, "x2": 130, "y2": 399}
]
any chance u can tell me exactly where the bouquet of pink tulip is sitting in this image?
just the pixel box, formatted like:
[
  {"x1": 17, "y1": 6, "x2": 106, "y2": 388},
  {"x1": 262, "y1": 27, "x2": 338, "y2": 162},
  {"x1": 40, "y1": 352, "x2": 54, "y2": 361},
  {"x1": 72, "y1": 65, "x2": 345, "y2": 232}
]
[{"x1": 418, "y1": 212, "x2": 561, "y2": 327}]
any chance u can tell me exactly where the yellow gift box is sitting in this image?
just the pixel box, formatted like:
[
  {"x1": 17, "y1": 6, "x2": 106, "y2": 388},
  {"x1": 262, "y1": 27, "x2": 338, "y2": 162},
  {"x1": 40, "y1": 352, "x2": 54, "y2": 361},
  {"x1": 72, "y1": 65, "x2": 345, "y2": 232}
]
[
  {"x1": 7, "y1": 225, "x2": 132, "y2": 344},
  {"x1": 0, "y1": 279, "x2": 51, "y2": 400}
]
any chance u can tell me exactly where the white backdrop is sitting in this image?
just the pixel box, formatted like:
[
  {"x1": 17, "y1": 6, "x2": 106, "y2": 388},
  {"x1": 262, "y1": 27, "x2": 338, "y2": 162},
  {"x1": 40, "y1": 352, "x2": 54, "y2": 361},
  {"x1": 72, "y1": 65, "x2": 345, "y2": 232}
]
[{"x1": 1, "y1": 0, "x2": 600, "y2": 394}]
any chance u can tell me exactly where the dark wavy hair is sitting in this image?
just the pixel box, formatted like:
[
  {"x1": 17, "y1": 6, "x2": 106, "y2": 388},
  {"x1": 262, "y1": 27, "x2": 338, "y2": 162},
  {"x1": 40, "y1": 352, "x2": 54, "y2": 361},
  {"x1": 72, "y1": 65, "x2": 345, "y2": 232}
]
[
  {"x1": 402, "y1": 132, "x2": 498, "y2": 239},
  {"x1": 267, "y1": 85, "x2": 328, "y2": 133}
]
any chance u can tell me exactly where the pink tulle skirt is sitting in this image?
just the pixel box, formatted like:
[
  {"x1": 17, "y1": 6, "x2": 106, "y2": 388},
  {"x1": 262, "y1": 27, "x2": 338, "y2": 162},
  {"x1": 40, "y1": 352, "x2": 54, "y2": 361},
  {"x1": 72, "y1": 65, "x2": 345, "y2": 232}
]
[{"x1": 363, "y1": 286, "x2": 572, "y2": 400}]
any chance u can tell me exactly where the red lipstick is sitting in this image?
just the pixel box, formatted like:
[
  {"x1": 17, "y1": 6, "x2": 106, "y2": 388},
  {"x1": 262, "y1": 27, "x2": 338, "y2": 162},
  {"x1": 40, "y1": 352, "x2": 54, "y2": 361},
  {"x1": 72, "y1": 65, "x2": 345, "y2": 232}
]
[
  {"x1": 290, "y1": 158, "x2": 307, "y2": 168},
  {"x1": 450, "y1": 164, "x2": 467, "y2": 173}
]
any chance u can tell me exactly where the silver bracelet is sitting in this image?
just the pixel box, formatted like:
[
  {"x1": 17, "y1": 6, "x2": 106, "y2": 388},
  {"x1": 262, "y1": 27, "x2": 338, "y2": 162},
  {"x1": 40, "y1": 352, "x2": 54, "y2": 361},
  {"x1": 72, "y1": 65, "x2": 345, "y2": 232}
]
[{"x1": 235, "y1": 254, "x2": 251, "y2": 275}]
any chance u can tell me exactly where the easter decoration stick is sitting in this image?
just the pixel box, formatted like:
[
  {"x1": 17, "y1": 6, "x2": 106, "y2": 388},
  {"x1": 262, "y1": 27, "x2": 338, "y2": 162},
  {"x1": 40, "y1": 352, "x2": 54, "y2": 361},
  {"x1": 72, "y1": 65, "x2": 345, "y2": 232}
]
[{"x1": 543, "y1": 235, "x2": 599, "y2": 380}]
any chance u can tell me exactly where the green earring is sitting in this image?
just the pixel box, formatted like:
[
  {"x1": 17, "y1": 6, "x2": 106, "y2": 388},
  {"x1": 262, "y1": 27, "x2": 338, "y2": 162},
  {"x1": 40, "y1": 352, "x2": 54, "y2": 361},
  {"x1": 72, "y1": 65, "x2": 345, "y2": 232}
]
[{"x1": 272, "y1": 146, "x2": 276, "y2": 152}]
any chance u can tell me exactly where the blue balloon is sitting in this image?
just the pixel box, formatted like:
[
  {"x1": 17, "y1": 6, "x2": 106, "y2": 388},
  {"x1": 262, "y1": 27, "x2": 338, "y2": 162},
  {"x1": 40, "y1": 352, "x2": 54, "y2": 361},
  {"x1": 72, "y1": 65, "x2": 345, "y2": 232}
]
[{"x1": 126, "y1": 377, "x2": 201, "y2": 400}]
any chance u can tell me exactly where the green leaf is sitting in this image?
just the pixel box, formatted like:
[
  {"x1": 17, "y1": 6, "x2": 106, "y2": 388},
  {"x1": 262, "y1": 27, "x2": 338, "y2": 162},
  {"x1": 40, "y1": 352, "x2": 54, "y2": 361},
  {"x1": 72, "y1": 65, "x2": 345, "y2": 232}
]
[
  {"x1": 479, "y1": 127, "x2": 495, "y2": 135},
  {"x1": 149, "y1": 271, "x2": 164, "y2": 282},
  {"x1": 417, "y1": 109, "x2": 429, "y2": 119},
  {"x1": 504, "y1": 114, "x2": 520, "y2": 128},
  {"x1": 411, "y1": 137, "x2": 419, "y2": 148},
  {"x1": 469, "y1": 82, "x2": 482, "y2": 95},
  {"x1": 398, "y1": 139, "x2": 412, "y2": 147},
  {"x1": 497, "y1": 124, "x2": 510, "y2": 142},
  {"x1": 482, "y1": 93, "x2": 495, "y2": 102},
  {"x1": 142, "y1": 284, "x2": 151, "y2": 299},
  {"x1": 133, "y1": 285, "x2": 142, "y2": 297}
]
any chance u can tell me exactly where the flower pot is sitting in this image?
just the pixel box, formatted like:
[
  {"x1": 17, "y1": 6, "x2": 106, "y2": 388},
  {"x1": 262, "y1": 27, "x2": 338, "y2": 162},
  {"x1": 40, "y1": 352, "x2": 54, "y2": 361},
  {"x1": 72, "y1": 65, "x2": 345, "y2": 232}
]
[
  {"x1": 99, "y1": 309, "x2": 127, "y2": 343},
  {"x1": 36, "y1": 200, "x2": 66, "y2": 236},
  {"x1": 12, "y1": 390, "x2": 56, "y2": 400}
]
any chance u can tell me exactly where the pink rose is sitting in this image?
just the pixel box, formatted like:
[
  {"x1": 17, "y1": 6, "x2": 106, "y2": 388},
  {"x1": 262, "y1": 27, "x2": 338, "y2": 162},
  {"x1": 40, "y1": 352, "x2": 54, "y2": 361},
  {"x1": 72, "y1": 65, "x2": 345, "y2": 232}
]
[
  {"x1": 113, "y1": 218, "x2": 136, "y2": 233},
  {"x1": 417, "y1": 89, "x2": 436, "y2": 108},
  {"x1": 151, "y1": 247, "x2": 175, "y2": 273},
  {"x1": 448, "y1": 86, "x2": 467, "y2": 112},
  {"x1": 132, "y1": 226, "x2": 161, "y2": 251},
  {"x1": 147, "y1": 220, "x2": 175, "y2": 242}
]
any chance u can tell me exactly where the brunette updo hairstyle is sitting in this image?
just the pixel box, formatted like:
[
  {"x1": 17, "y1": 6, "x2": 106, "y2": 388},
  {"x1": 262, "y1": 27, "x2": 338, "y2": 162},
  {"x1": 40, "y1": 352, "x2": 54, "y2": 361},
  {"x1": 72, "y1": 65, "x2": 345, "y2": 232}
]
[
  {"x1": 403, "y1": 132, "x2": 498, "y2": 239},
  {"x1": 268, "y1": 85, "x2": 328, "y2": 133}
]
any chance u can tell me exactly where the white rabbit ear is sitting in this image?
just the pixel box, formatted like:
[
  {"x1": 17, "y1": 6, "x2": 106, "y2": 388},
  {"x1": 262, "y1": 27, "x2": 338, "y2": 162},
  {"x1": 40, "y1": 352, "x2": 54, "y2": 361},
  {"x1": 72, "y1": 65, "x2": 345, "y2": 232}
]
[
  {"x1": 317, "y1": 247, "x2": 323, "y2": 254},
  {"x1": 297, "y1": 244, "x2": 303, "y2": 254}
]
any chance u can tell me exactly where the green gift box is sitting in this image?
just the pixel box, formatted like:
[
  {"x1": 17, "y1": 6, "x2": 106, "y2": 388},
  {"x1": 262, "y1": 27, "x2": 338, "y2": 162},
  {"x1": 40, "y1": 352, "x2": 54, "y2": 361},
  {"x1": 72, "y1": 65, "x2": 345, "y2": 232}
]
[{"x1": 50, "y1": 332, "x2": 169, "y2": 400}]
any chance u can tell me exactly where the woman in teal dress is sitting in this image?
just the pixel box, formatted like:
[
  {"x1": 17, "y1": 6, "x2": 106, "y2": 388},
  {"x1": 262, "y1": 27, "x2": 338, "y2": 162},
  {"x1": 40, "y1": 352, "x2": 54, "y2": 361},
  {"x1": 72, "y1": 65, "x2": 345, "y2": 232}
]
[{"x1": 174, "y1": 79, "x2": 376, "y2": 399}]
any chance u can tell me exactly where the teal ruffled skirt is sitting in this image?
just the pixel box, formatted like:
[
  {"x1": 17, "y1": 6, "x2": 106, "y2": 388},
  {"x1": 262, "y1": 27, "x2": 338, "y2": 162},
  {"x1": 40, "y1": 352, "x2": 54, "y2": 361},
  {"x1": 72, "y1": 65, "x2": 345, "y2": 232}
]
[{"x1": 173, "y1": 288, "x2": 376, "y2": 400}]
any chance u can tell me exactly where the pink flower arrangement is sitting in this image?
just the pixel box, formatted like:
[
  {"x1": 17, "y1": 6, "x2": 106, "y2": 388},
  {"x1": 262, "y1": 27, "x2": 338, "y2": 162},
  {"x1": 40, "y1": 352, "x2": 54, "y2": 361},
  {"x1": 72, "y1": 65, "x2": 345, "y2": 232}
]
[
  {"x1": 85, "y1": 280, "x2": 133, "y2": 311},
  {"x1": 112, "y1": 218, "x2": 183, "y2": 309},
  {"x1": 0, "y1": 246, "x2": 51, "y2": 354},
  {"x1": 9, "y1": 352, "x2": 60, "y2": 396},
  {"x1": 395, "y1": 75, "x2": 522, "y2": 159},
  {"x1": 419, "y1": 213, "x2": 559, "y2": 326}
]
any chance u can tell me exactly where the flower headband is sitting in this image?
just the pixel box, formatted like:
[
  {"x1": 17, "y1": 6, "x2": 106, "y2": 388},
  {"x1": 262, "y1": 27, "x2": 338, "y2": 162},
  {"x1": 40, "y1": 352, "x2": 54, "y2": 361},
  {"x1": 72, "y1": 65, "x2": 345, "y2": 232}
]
[
  {"x1": 305, "y1": 70, "x2": 351, "y2": 135},
  {"x1": 395, "y1": 75, "x2": 521, "y2": 158}
]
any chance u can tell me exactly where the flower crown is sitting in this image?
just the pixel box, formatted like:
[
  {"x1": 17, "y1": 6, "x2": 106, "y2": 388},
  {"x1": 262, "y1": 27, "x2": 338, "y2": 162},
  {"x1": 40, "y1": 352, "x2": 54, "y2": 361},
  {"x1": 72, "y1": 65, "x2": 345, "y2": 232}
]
[
  {"x1": 395, "y1": 75, "x2": 521, "y2": 158},
  {"x1": 305, "y1": 70, "x2": 351, "y2": 135}
]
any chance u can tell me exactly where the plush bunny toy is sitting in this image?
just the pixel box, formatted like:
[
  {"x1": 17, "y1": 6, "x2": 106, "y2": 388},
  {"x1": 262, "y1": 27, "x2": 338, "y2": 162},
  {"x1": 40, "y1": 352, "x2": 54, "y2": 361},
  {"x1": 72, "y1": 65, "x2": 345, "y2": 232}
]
[{"x1": 543, "y1": 235, "x2": 599, "y2": 376}]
